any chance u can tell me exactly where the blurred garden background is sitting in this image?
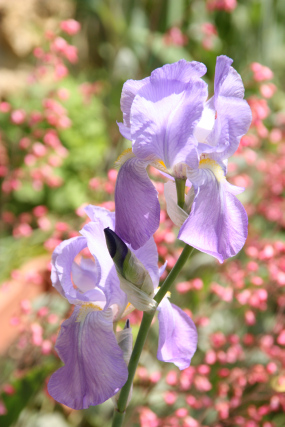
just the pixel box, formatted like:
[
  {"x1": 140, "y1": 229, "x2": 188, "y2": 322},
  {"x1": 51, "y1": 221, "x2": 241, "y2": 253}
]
[{"x1": 1, "y1": 0, "x2": 285, "y2": 426}]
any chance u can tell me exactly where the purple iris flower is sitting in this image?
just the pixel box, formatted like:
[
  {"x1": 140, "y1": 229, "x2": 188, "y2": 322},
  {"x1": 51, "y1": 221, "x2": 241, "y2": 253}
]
[
  {"x1": 48, "y1": 205, "x2": 197, "y2": 409},
  {"x1": 115, "y1": 56, "x2": 252, "y2": 262}
]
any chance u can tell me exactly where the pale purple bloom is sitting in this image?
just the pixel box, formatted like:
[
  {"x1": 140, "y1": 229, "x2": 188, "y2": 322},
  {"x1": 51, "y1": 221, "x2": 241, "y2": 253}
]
[
  {"x1": 48, "y1": 205, "x2": 197, "y2": 409},
  {"x1": 115, "y1": 59, "x2": 208, "y2": 249},
  {"x1": 115, "y1": 56, "x2": 252, "y2": 262}
]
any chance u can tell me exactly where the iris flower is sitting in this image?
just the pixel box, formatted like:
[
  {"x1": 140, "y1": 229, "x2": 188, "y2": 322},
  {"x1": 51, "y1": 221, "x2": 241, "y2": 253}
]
[
  {"x1": 48, "y1": 206, "x2": 197, "y2": 409},
  {"x1": 115, "y1": 56, "x2": 252, "y2": 262}
]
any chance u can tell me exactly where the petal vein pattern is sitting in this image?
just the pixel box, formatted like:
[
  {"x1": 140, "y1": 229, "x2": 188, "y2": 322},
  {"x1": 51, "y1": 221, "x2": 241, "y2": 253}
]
[
  {"x1": 47, "y1": 308, "x2": 128, "y2": 410},
  {"x1": 131, "y1": 78, "x2": 207, "y2": 169},
  {"x1": 178, "y1": 164, "x2": 248, "y2": 263},
  {"x1": 115, "y1": 156, "x2": 160, "y2": 249}
]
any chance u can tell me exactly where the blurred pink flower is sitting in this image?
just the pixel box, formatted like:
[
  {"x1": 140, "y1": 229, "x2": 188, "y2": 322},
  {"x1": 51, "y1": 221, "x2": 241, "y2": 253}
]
[
  {"x1": 11, "y1": 109, "x2": 26, "y2": 125},
  {"x1": 163, "y1": 27, "x2": 188, "y2": 46},
  {"x1": 251, "y1": 62, "x2": 274, "y2": 81},
  {"x1": 60, "y1": 19, "x2": 81, "y2": 36}
]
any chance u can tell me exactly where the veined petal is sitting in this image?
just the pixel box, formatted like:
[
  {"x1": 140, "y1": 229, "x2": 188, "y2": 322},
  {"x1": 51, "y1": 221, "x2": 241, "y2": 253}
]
[
  {"x1": 80, "y1": 222, "x2": 127, "y2": 312},
  {"x1": 179, "y1": 166, "x2": 248, "y2": 263},
  {"x1": 208, "y1": 96, "x2": 252, "y2": 161},
  {"x1": 71, "y1": 259, "x2": 98, "y2": 292},
  {"x1": 80, "y1": 222, "x2": 114, "y2": 285},
  {"x1": 157, "y1": 298, "x2": 198, "y2": 370},
  {"x1": 120, "y1": 77, "x2": 150, "y2": 128},
  {"x1": 84, "y1": 205, "x2": 115, "y2": 230},
  {"x1": 214, "y1": 55, "x2": 244, "y2": 101},
  {"x1": 48, "y1": 307, "x2": 128, "y2": 410},
  {"x1": 150, "y1": 59, "x2": 207, "y2": 82},
  {"x1": 131, "y1": 78, "x2": 207, "y2": 169},
  {"x1": 115, "y1": 156, "x2": 160, "y2": 250},
  {"x1": 51, "y1": 236, "x2": 92, "y2": 304},
  {"x1": 117, "y1": 122, "x2": 131, "y2": 140}
]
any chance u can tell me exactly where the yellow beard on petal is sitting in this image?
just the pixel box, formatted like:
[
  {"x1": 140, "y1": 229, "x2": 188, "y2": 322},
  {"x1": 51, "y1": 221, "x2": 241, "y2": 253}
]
[
  {"x1": 151, "y1": 159, "x2": 169, "y2": 175},
  {"x1": 115, "y1": 148, "x2": 135, "y2": 168},
  {"x1": 76, "y1": 303, "x2": 102, "y2": 323},
  {"x1": 199, "y1": 158, "x2": 225, "y2": 183}
]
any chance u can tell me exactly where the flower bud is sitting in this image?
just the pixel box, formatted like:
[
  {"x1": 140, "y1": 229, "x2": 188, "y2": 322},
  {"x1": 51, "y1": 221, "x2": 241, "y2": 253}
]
[{"x1": 104, "y1": 228, "x2": 157, "y2": 311}]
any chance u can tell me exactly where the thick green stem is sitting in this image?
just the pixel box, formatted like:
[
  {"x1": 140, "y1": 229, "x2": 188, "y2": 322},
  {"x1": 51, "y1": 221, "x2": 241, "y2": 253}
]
[
  {"x1": 112, "y1": 244, "x2": 193, "y2": 427},
  {"x1": 175, "y1": 178, "x2": 186, "y2": 209}
]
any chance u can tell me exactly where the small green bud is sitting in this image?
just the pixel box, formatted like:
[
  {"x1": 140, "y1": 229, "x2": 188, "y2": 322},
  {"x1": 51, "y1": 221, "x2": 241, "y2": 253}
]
[
  {"x1": 104, "y1": 227, "x2": 130, "y2": 275},
  {"x1": 104, "y1": 227, "x2": 157, "y2": 311}
]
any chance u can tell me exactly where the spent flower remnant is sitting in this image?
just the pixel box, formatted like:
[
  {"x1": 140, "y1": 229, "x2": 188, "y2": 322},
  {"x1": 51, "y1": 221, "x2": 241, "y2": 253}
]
[
  {"x1": 49, "y1": 206, "x2": 197, "y2": 409},
  {"x1": 115, "y1": 56, "x2": 252, "y2": 262}
]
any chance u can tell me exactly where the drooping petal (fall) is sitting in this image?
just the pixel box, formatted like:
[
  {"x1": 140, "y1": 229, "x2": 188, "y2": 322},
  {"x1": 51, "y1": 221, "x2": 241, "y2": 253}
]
[
  {"x1": 179, "y1": 165, "x2": 248, "y2": 263},
  {"x1": 115, "y1": 156, "x2": 160, "y2": 250},
  {"x1": 157, "y1": 297, "x2": 198, "y2": 370},
  {"x1": 48, "y1": 307, "x2": 128, "y2": 410}
]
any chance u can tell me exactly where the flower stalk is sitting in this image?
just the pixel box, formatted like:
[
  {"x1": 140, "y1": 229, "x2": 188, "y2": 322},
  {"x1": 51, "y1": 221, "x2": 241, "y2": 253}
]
[
  {"x1": 175, "y1": 178, "x2": 186, "y2": 209},
  {"x1": 112, "y1": 243, "x2": 194, "y2": 427}
]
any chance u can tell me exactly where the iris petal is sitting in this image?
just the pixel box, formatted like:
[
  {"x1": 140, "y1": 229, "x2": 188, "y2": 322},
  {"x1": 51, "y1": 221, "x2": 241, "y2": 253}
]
[
  {"x1": 51, "y1": 236, "x2": 92, "y2": 304},
  {"x1": 214, "y1": 55, "x2": 245, "y2": 101},
  {"x1": 115, "y1": 156, "x2": 160, "y2": 250},
  {"x1": 131, "y1": 78, "x2": 207, "y2": 170},
  {"x1": 150, "y1": 59, "x2": 207, "y2": 82},
  {"x1": 179, "y1": 167, "x2": 248, "y2": 263},
  {"x1": 157, "y1": 298, "x2": 198, "y2": 370},
  {"x1": 48, "y1": 308, "x2": 128, "y2": 410}
]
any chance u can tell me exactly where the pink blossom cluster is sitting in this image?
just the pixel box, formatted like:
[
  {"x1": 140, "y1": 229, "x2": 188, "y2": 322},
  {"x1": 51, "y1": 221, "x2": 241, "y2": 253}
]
[
  {"x1": 163, "y1": 27, "x2": 188, "y2": 47},
  {"x1": 206, "y1": 0, "x2": 237, "y2": 12},
  {"x1": 32, "y1": 21, "x2": 80, "y2": 81},
  {"x1": 200, "y1": 23, "x2": 218, "y2": 51}
]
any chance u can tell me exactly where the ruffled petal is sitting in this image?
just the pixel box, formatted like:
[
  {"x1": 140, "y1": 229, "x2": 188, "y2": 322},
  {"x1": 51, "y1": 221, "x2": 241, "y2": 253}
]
[
  {"x1": 117, "y1": 122, "x2": 131, "y2": 140},
  {"x1": 80, "y1": 222, "x2": 127, "y2": 312},
  {"x1": 120, "y1": 77, "x2": 150, "y2": 128},
  {"x1": 80, "y1": 222, "x2": 114, "y2": 286},
  {"x1": 157, "y1": 298, "x2": 198, "y2": 370},
  {"x1": 72, "y1": 258, "x2": 103, "y2": 296},
  {"x1": 150, "y1": 59, "x2": 207, "y2": 82},
  {"x1": 131, "y1": 78, "x2": 207, "y2": 169},
  {"x1": 208, "y1": 96, "x2": 252, "y2": 161},
  {"x1": 179, "y1": 168, "x2": 248, "y2": 263},
  {"x1": 51, "y1": 236, "x2": 93, "y2": 304},
  {"x1": 48, "y1": 307, "x2": 128, "y2": 410},
  {"x1": 84, "y1": 205, "x2": 115, "y2": 230},
  {"x1": 115, "y1": 156, "x2": 160, "y2": 250},
  {"x1": 214, "y1": 55, "x2": 244, "y2": 101}
]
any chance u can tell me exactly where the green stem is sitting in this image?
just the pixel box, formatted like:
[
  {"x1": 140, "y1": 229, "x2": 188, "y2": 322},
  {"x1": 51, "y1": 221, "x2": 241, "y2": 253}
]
[
  {"x1": 112, "y1": 244, "x2": 193, "y2": 427},
  {"x1": 175, "y1": 178, "x2": 186, "y2": 209}
]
